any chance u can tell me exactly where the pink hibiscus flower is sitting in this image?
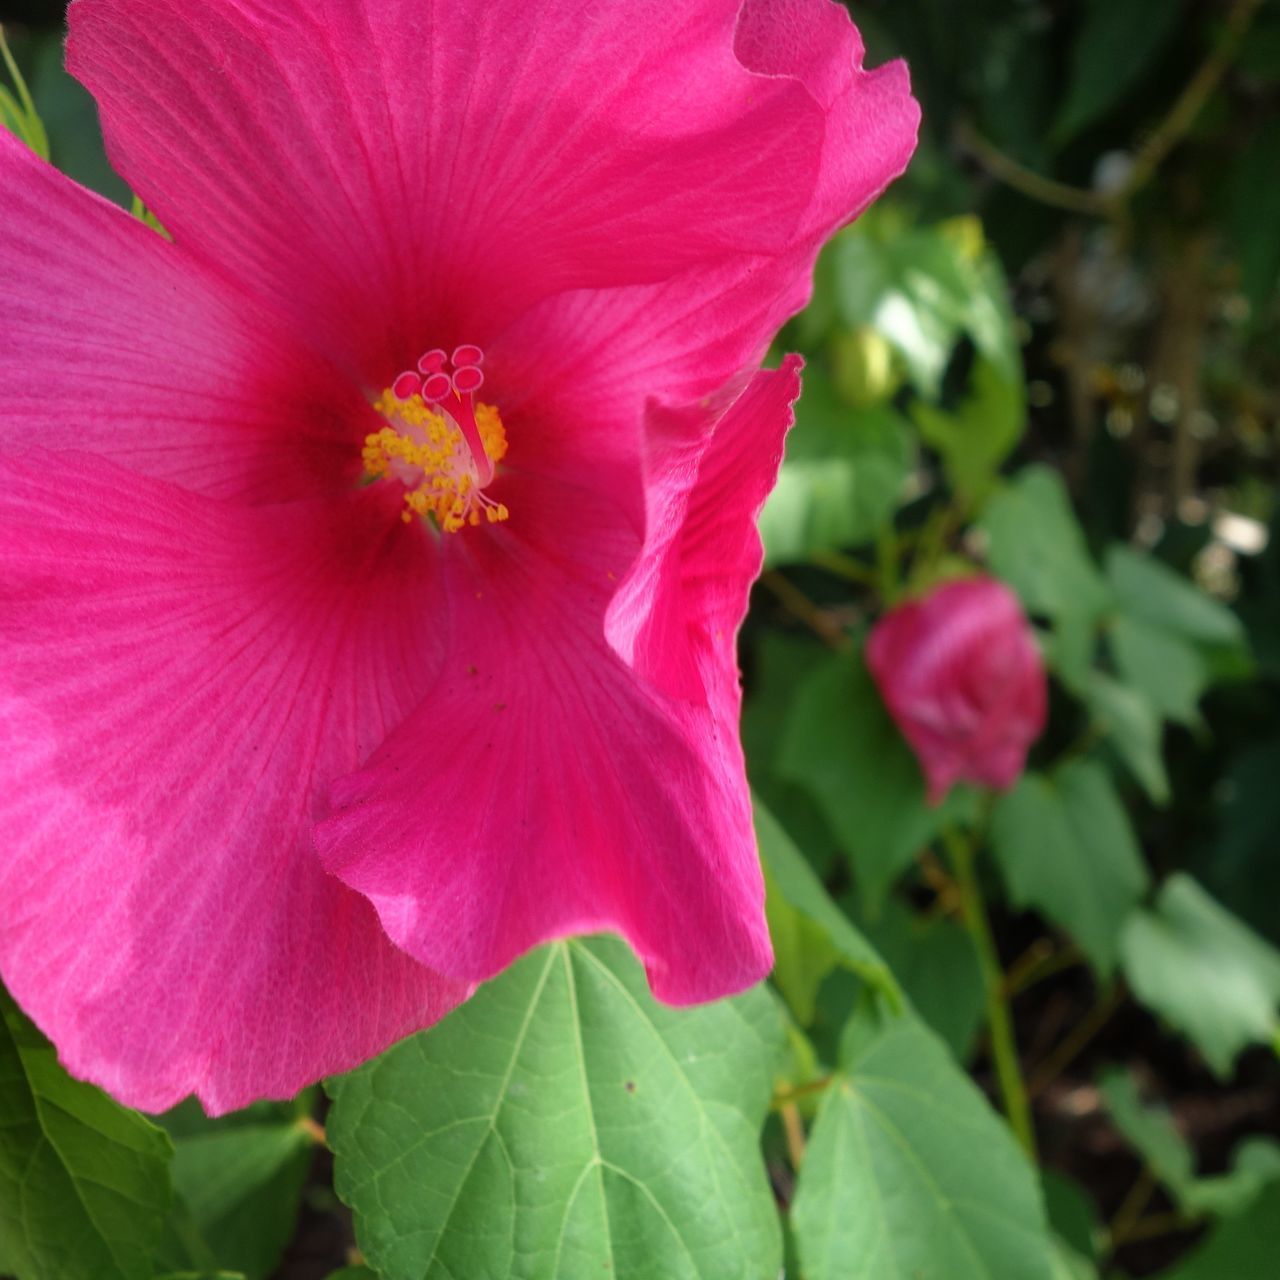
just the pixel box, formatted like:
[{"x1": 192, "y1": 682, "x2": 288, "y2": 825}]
[
  {"x1": 0, "y1": 0, "x2": 918, "y2": 1113},
  {"x1": 867, "y1": 576, "x2": 1048, "y2": 806}
]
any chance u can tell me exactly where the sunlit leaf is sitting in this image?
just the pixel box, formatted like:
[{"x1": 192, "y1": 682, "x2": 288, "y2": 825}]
[
  {"x1": 913, "y1": 357, "x2": 1025, "y2": 505},
  {"x1": 760, "y1": 372, "x2": 913, "y2": 565},
  {"x1": 1121, "y1": 875, "x2": 1280, "y2": 1077}
]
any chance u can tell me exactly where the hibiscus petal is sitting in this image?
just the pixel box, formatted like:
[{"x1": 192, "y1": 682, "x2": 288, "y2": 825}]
[
  {"x1": 0, "y1": 454, "x2": 468, "y2": 1114},
  {"x1": 67, "y1": 0, "x2": 888, "y2": 373},
  {"x1": 317, "y1": 463, "x2": 774, "y2": 1005},
  {"x1": 0, "y1": 129, "x2": 365, "y2": 503},
  {"x1": 608, "y1": 359, "x2": 803, "y2": 704}
]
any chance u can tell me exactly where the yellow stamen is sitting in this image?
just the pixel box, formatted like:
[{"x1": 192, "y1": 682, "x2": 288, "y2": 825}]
[{"x1": 364, "y1": 388, "x2": 509, "y2": 532}]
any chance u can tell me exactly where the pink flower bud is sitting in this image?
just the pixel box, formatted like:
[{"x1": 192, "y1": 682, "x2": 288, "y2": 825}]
[{"x1": 866, "y1": 576, "x2": 1047, "y2": 806}]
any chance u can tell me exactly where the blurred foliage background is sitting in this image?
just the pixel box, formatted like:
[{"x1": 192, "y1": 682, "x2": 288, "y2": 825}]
[{"x1": 1, "y1": 0, "x2": 1278, "y2": 1278}]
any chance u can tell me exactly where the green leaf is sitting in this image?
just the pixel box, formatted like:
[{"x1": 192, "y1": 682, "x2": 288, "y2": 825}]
[
  {"x1": 28, "y1": 36, "x2": 128, "y2": 203},
  {"x1": 1100, "y1": 1069, "x2": 1280, "y2": 1217},
  {"x1": 327, "y1": 938, "x2": 785, "y2": 1280},
  {"x1": 990, "y1": 762, "x2": 1150, "y2": 973},
  {"x1": 757, "y1": 800, "x2": 898, "y2": 1022},
  {"x1": 777, "y1": 651, "x2": 943, "y2": 912},
  {"x1": 759, "y1": 373, "x2": 913, "y2": 565},
  {"x1": 912, "y1": 357, "x2": 1025, "y2": 505},
  {"x1": 1165, "y1": 1183, "x2": 1280, "y2": 1279},
  {"x1": 153, "y1": 1273, "x2": 245, "y2": 1279},
  {"x1": 0, "y1": 30, "x2": 48, "y2": 160},
  {"x1": 1100, "y1": 1069, "x2": 1193, "y2": 1191},
  {"x1": 1121, "y1": 875, "x2": 1280, "y2": 1077},
  {"x1": 1049, "y1": 1239, "x2": 1098, "y2": 1280},
  {"x1": 1084, "y1": 673, "x2": 1170, "y2": 805},
  {"x1": 0, "y1": 990, "x2": 173, "y2": 1280},
  {"x1": 1052, "y1": 0, "x2": 1184, "y2": 143},
  {"x1": 855, "y1": 900, "x2": 984, "y2": 1060},
  {"x1": 979, "y1": 467, "x2": 1111, "y2": 624},
  {"x1": 1104, "y1": 546, "x2": 1244, "y2": 646},
  {"x1": 1227, "y1": 129, "x2": 1280, "y2": 314},
  {"x1": 165, "y1": 1116, "x2": 313, "y2": 1280},
  {"x1": 790, "y1": 1014, "x2": 1054, "y2": 1280},
  {"x1": 1109, "y1": 615, "x2": 1208, "y2": 727},
  {"x1": 830, "y1": 216, "x2": 1020, "y2": 398},
  {"x1": 1040, "y1": 1170, "x2": 1100, "y2": 1262}
]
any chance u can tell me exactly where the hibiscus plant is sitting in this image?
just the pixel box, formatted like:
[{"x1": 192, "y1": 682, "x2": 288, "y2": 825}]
[{"x1": 1, "y1": 2, "x2": 1278, "y2": 1280}]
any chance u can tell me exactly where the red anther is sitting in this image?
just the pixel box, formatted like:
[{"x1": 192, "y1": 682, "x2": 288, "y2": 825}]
[
  {"x1": 452, "y1": 364, "x2": 484, "y2": 395},
  {"x1": 452, "y1": 344, "x2": 484, "y2": 368},
  {"x1": 392, "y1": 371, "x2": 422, "y2": 400},
  {"x1": 421, "y1": 371, "x2": 453, "y2": 402},
  {"x1": 418, "y1": 349, "x2": 448, "y2": 375}
]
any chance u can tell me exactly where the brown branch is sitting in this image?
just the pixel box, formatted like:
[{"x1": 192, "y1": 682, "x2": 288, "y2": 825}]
[{"x1": 957, "y1": 0, "x2": 1263, "y2": 218}]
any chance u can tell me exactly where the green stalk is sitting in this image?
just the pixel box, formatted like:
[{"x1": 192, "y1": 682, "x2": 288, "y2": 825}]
[{"x1": 944, "y1": 825, "x2": 1037, "y2": 1159}]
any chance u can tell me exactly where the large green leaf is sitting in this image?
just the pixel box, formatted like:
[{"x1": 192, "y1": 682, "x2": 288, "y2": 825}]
[
  {"x1": 790, "y1": 1013, "x2": 1054, "y2": 1280},
  {"x1": 0, "y1": 990, "x2": 173, "y2": 1280},
  {"x1": 1052, "y1": 0, "x2": 1184, "y2": 143},
  {"x1": 327, "y1": 938, "x2": 785, "y2": 1280},
  {"x1": 990, "y1": 762, "x2": 1149, "y2": 974},
  {"x1": 1165, "y1": 1183, "x2": 1280, "y2": 1279},
  {"x1": 1121, "y1": 875, "x2": 1280, "y2": 1077},
  {"x1": 759, "y1": 373, "x2": 913, "y2": 565},
  {"x1": 979, "y1": 467, "x2": 1111, "y2": 624},
  {"x1": 777, "y1": 652, "x2": 946, "y2": 912}
]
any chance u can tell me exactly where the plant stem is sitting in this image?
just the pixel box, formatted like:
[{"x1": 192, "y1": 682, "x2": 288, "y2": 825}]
[
  {"x1": 1026, "y1": 984, "x2": 1125, "y2": 1099},
  {"x1": 875, "y1": 526, "x2": 900, "y2": 603},
  {"x1": 944, "y1": 826, "x2": 1037, "y2": 1159},
  {"x1": 1107, "y1": 1167, "x2": 1158, "y2": 1251},
  {"x1": 772, "y1": 1075, "x2": 833, "y2": 1109},
  {"x1": 810, "y1": 549, "x2": 880, "y2": 589},
  {"x1": 760, "y1": 571, "x2": 851, "y2": 651},
  {"x1": 957, "y1": 0, "x2": 1262, "y2": 219},
  {"x1": 780, "y1": 1101, "x2": 807, "y2": 1171}
]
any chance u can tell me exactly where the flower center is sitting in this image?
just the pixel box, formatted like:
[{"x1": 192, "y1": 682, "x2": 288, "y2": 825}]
[{"x1": 363, "y1": 344, "x2": 510, "y2": 532}]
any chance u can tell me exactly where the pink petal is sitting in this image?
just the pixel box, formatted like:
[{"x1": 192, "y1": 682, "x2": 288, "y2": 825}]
[
  {"x1": 0, "y1": 453, "x2": 468, "y2": 1114},
  {"x1": 316, "y1": 461, "x2": 775, "y2": 1005},
  {"x1": 0, "y1": 129, "x2": 364, "y2": 503},
  {"x1": 67, "y1": 0, "x2": 914, "y2": 377},
  {"x1": 608, "y1": 359, "x2": 804, "y2": 703}
]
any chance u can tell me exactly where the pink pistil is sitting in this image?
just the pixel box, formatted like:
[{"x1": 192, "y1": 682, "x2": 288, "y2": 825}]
[{"x1": 407, "y1": 344, "x2": 494, "y2": 486}]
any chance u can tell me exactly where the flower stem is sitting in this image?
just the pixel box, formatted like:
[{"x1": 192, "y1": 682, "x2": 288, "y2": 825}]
[{"x1": 944, "y1": 825, "x2": 1037, "y2": 1159}]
